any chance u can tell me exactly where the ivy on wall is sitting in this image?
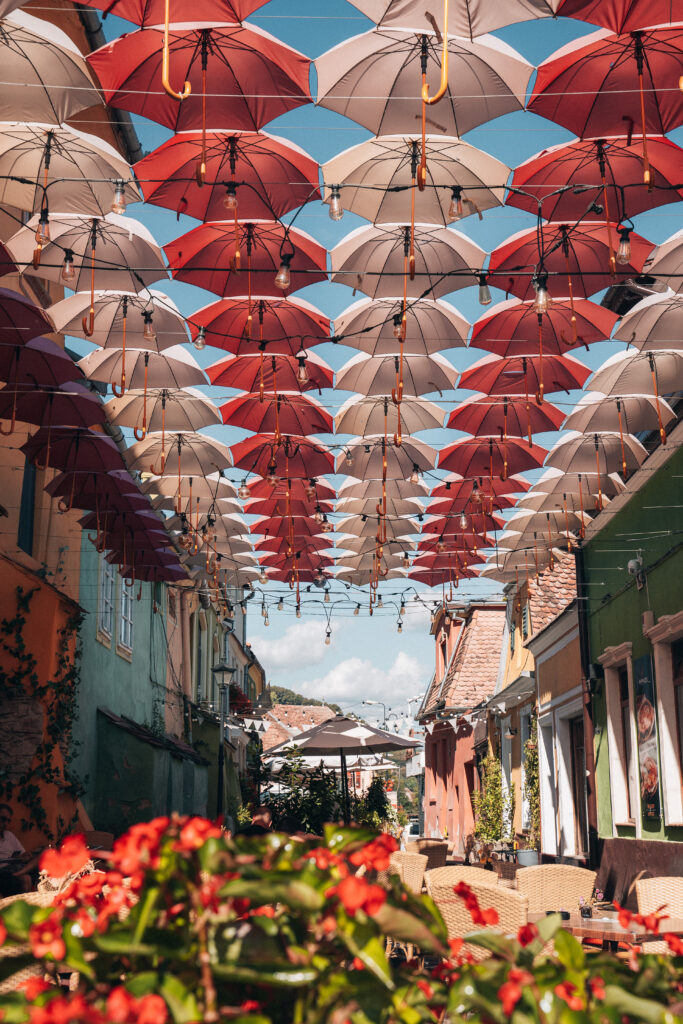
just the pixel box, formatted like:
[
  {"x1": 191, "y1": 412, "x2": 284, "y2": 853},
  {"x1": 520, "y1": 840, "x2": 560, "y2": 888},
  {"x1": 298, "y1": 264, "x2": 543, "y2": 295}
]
[
  {"x1": 0, "y1": 586, "x2": 84, "y2": 840},
  {"x1": 523, "y1": 714, "x2": 541, "y2": 850}
]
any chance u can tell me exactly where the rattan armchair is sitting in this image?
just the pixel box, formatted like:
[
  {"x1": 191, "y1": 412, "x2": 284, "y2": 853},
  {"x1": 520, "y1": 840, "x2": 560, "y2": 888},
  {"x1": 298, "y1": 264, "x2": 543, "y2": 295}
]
[
  {"x1": 424, "y1": 865, "x2": 496, "y2": 896},
  {"x1": 430, "y1": 880, "x2": 528, "y2": 961},
  {"x1": 388, "y1": 852, "x2": 428, "y2": 894},
  {"x1": 406, "y1": 839, "x2": 448, "y2": 870},
  {"x1": 516, "y1": 864, "x2": 596, "y2": 916},
  {"x1": 636, "y1": 876, "x2": 683, "y2": 954},
  {"x1": 0, "y1": 890, "x2": 53, "y2": 993}
]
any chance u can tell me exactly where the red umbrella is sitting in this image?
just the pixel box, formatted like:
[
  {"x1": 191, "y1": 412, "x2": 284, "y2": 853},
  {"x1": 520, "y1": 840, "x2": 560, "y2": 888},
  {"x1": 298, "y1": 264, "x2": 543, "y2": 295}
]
[
  {"x1": 459, "y1": 352, "x2": 590, "y2": 401},
  {"x1": 0, "y1": 381, "x2": 104, "y2": 436},
  {"x1": 251, "y1": 515, "x2": 327, "y2": 539},
  {"x1": 232, "y1": 434, "x2": 334, "y2": 479},
  {"x1": 22, "y1": 426, "x2": 125, "y2": 473},
  {"x1": 489, "y1": 222, "x2": 654, "y2": 301},
  {"x1": 0, "y1": 337, "x2": 84, "y2": 387},
  {"x1": 247, "y1": 477, "x2": 336, "y2": 502},
  {"x1": 416, "y1": 534, "x2": 492, "y2": 554},
  {"x1": 136, "y1": 130, "x2": 320, "y2": 222},
  {"x1": 246, "y1": 497, "x2": 334, "y2": 517},
  {"x1": 208, "y1": 351, "x2": 333, "y2": 393},
  {"x1": 428, "y1": 494, "x2": 517, "y2": 515},
  {"x1": 45, "y1": 469, "x2": 151, "y2": 513},
  {"x1": 506, "y1": 136, "x2": 683, "y2": 222},
  {"x1": 438, "y1": 436, "x2": 547, "y2": 479},
  {"x1": 263, "y1": 567, "x2": 332, "y2": 584},
  {"x1": 221, "y1": 391, "x2": 332, "y2": 435},
  {"x1": 254, "y1": 534, "x2": 331, "y2": 553},
  {"x1": 190, "y1": 296, "x2": 329, "y2": 355},
  {"x1": 79, "y1": 0, "x2": 267, "y2": 27},
  {"x1": 409, "y1": 568, "x2": 477, "y2": 587},
  {"x1": 446, "y1": 393, "x2": 565, "y2": 446},
  {"x1": 0, "y1": 288, "x2": 52, "y2": 346},
  {"x1": 430, "y1": 474, "x2": 530, "y2": 500},
  {"x1": 260, "y1": 552, "x2": 335, "y2": 572},
  {"x1": 412, "y1": 552, "x2": 485, "y2": 570},
  {"x1": 471, "y1": 298, "x2": 617, "y2": 356},
  {"x1": 165, "y1": 221, "x2": 327, "y2": 298},
  {"x1": 558, "y1": 0, "x2": 678, "y2": 33}
]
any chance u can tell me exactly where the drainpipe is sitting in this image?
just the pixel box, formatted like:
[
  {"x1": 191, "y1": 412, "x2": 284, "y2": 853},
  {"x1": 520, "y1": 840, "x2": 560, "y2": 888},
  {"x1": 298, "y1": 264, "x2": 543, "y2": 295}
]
[{"x1": 574, "y1": 541, "x2": 600, "y2": 869}]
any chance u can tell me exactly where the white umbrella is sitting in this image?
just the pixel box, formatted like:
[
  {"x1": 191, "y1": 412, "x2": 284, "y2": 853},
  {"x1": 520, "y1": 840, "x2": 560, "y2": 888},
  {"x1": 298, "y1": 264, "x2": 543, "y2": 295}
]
[
  {"x1": 338, "y1": 477, "x2": 429, "y2": 500},
  {"x1": 564, "y1": 392, "x2": 676, "y2": 435},
  {"x1": 345, "y1": 0, "x2": 559, "y2": 38},
  {"x1": 336, "y1": 567, "x2": 408, "y2": 584},
  {"x1": 335, "y1": 351, "x2": 458, "y2": 396},
  {"x1": 335, "y1": 393, "x2": 444, "y2": 435},
  {"x1": 644, "y1": 229, "x2": 683, "y2": 293},
  {"x1": 336, "y1": 551, "x2": 406, "y2": 571},
  {"x1": 165, "y1": 516, "x2": 251, "y2": 549},
  {"x1": 336, "y1": 495, "x2": 425, "y2": 517},
  {"x1": 153, "y1": 493, "x2": 242, "y2": 516},
  {"x1": 526, "y1": 467, "x2": 625, "y2": 503},
  {"x1": 0, "y1": 11, "x2": 99, "y2": 123},
  {"x1": 339, "y1": 435, "x2": 437, "y2": 477},
  {"x1": 316, "y1": 28, "x2": 532, "y2": 136},
  {"x1": 516, "y1": 490, "x2": 613, "y2": 515},
  {"x1": 336, "y1": 534, "x2": 414, "y2": 555},
  {"x1": 0, "y1": 123, "x2": 139, "y2": 218},
  {"x1": 587, "y1": 349, "x2": 683, "y2": 397},
  {"x1": 105, "y1": 387, "x2": 221, "y2": 434},
  {"x1": 330, "y1": 222, "x2": 483, "y2": 299},
  {"x1": 78, "y1": 346, "x2": 205, "y2": 391},
  {"x1": 613, "y1": 292, "x2": 683, "y2": 352},
  {"x1": 126, "y1": 431, "x2": 232, "y2": 477},
  {"x1": 142, "y1": 471, "x2": 237, "y2": 501},
  {"x1": 545, "y1": 430, "x2": 647, "y2": 476},
  {"x1": 50, "y1": 290, "x2": 188, "y2": 351},
  {"x1": 334, "y1": 296, "x2": 468, "y2": 356},
  {"x1": 336, "y1": 513, "x2": 420, "y2": 537},
  {"x1": 504, "y1": 507, "x2": 590, "y2": 535},
  {"x1": 496, "y1": 528, "x2": 573, "y2": 551},
  {"x1": 322, "y1": 135, "x2": 508, "y2": 225}
]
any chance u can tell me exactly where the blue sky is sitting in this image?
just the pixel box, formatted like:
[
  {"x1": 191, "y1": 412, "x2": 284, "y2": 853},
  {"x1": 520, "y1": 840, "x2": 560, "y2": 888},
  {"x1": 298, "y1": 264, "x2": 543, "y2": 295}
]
[{"x1": 86, "y1": 1, "x2": 682, "y2": 723}]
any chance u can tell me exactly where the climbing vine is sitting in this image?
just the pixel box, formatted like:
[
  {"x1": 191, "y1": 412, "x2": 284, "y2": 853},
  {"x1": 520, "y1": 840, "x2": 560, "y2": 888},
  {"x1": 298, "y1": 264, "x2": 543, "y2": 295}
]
[
  {"x1": 523, "y1": 714, "x2": 541, "y2": 850},
  {"x1": 0, "y1": 586, "x2": 84, "y2": 841}
]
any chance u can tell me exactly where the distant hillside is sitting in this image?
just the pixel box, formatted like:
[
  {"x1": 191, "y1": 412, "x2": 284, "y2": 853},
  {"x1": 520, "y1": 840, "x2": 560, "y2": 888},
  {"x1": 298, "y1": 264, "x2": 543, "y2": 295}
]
[{"x1": 269, "y1": 685, "x2": 342, "y2": 714}]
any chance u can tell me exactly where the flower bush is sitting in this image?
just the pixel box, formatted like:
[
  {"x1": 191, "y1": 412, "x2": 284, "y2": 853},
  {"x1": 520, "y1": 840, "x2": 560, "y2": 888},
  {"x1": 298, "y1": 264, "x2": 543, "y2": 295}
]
[{"x1": 0, "y1": 818, "x2": 682, "y2": 1024}]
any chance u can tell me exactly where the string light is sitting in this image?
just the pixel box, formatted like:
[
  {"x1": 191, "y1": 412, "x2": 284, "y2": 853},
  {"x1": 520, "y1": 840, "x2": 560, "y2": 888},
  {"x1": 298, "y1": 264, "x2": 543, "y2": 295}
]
[
  {"x1": 264, "y1": 612, "x2": 270, "y2": 626},
  {"x1": 274, "y1": 253, "x2": 292, "y2": 290},
  {"x1": 296, "y1": 603, "x2": 301, "y2": 618},
  {"x1": 60, "y1": 249, "x2": 75, "y2": 283},
  {"x1": 313, "y1": 505, "x2": 324, "y2": 524},
  {"x1": 305, "y1": 479, "x2": 316, "y2": 500},
  {"x1": 35, "y1": 210, "x2": 49, "y2": 244},
  {"x1": 477, "y1": 272, "x2": 491, "y2": 306},
  {"x1": 222, "y1": 181, "x2": 238, "y2": 211},
  {"x1": 459, "y1": 512, "x2": 468, "y2": 530},
  {"x1": 277, "y1": 597, "x2": 284, "y2": 611},
  {"x1": 392, "y1": 313, "x2": 405, "y2": 340},
  {"x1": 616, "y1": 226, "x2": 632, "y2": 265},
  {"x1": 397, "y1": 618, "x2": 403, "y2": 633},
  {"x1": 194, "y1": 326, "x2": 206, "y2": 350},
  {"x1": 533, "y1": 272, "x2": 551, "y2": 314},
  {"x1": 321, "y1": 515, "x2": 333, "y2": 533},
  {"x1": 258, "y1": 568, "x2": 268, "y2": 585},
  {"x1": 328, "y1": 184, "x2": 343, "y2": 221},
  {"x1": 410, "y1": 464, "x2": 420, "y2": 485},
  {"x1": 296, "y1": 357, "x2": 309, "y2": 385},
  {"x1": 142, "y1": 311, "x2": 156, "y2": 341},
  {"x1": 448, "y1": 185, "x2": 464, "y2": 220},
  {"x1": 111, "y1": 180, "x2": 127, "y2": 215},
  {"x1": 325, "y1": 627, "x2": 331, "y2": 645},
  {"x1": 377, "y1": 594, "x2": 383, "y2": 608},
  {"x1": 402, "y1": 553, "x2": 410, "y2": 568},
  {"x1": 324, "y1": 588, "x2": 330, "y2": 603},
  {"x1": 354, "y1": 604, "x2": 360, "y2": 616},
  {"x1": 266, "y1": 459, "x2": 279, "y2": 486},
  {"x1": 238, "y1": 479, "x2": 250, "y2": 500}
]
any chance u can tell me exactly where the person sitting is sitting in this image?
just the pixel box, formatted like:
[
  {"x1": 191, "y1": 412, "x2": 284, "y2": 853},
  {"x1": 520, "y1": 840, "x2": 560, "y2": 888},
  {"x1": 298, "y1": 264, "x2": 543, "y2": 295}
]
[{"x1": 0, "y1": 804, "x2": 34, "y2": 896}]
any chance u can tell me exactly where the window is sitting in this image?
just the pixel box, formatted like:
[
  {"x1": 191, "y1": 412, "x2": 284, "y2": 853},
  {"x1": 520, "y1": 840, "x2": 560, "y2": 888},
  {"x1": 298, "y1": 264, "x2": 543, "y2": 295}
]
[
  {"x1": 673, "y1": 639, "x2": 683, "y2": 780},
  {"x1": 118, "y1": 579, "x2": 134, "y2": 652},
  {"x1": 522, "y1": 604, "x2": 530, "y2": 639},
  {"x1": 17, "y1": 458, "x2": 36, "y2": 556},
  {"x1": 98, "y1": 555, "x2": 116, "y2": 638},
  {"x1": 619, "y1": 667, "x2": 637, "y2": 821}
]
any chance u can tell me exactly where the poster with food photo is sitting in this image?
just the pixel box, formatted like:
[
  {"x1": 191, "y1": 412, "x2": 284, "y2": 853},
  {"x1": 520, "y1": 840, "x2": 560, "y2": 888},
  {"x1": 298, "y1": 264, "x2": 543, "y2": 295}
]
[{"x1": 634, "y1": 653, "x2": 660, "y2": 819}]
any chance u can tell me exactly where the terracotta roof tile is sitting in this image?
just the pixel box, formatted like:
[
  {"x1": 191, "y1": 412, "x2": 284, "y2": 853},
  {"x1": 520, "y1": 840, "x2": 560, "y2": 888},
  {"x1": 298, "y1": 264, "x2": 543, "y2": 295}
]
[
  {"x1": 443, "y1": 607, "x2": 506, "y2": 708},
  {"x1": 262, "y1": 704, "x2": 335, "y2": 751},
  {"x1": 527, "y1": 554, "x2": 576, "y2": 635}
]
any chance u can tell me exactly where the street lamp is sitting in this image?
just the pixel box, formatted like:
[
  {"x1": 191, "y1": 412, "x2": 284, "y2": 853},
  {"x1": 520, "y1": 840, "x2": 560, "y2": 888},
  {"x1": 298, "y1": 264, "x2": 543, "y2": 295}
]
[
  {"x1": 363, "y1": 699, "x2": 387, "y2": 729},
  {"x1": 211, "y1": 660, "x2": 236, "y2": 822}
]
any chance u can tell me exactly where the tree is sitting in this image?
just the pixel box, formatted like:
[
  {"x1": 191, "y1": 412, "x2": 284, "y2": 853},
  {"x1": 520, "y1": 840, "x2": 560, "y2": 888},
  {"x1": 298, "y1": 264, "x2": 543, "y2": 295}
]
[{"x1": 269, "y1": 685, "x2": 341, "y2": 714}]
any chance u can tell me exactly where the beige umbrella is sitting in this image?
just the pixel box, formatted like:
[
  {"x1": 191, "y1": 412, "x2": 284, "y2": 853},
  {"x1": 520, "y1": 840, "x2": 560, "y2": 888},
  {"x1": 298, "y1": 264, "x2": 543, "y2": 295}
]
[
  {"x1": 336, "y1": 567, "x2": 408, "y2": 584},
  {"x1": 316, "y1": 28, "x2": 531, "y2": 137},
  {"x1": 338, "y1": 477, "x2": 429, "y2": 500},
  {"x1": 126, "y1": 431, "x2": 232, "y2": 478},
  {"x1": 336, "y1": 534, "x2": 414, "y2": 555},
  {"x1": 336, "y1": 351, "x2": 457, "y2": 396},
  {"x1": 0, "y1": 123, "x2": 139, "y2": 218},
  {"x1": 644, "y1": 229, "x2": 683, "y2": 293},
  {"x1": 50, "y1": 290, "x2": 188, "y2": 352},
  {"x1": 142, "y1": 470, "x2": 237, "y2": 501},
  {"x1": 336, "y1": 551, "x2": 406, "y2": 571},
  {"x1": 336, "y1": 495, "x2": 425, "y2": 517},
  {"x1": 345, "y1": 0, "x2": 559, "y2": 37},
  {"x1": 0, "y1": 11, "x2": 99, "y2": 123},
  {"x1": 587, "y1": 348, "x2": 683, "y2": 445},
  {"x1": 496, "y1": 527, "x2": 574, "y2": 551},
  {"x1": 504, "y1": 507, "x2": 590, "y2": 536},
  {"x1": 105, "y1": 387, "x2": 221, "y2": 436},
  {"x1": 564, "y1": 392, "x2": 676, "y2": 435},
  {"x1": 322, "y1": 135, "x2": 508, "y2": 225},
  {"x1": 481, "y1": 545, "x2": 556, "y2": 580},
  {"x1": 545, "y1": 430, "x2": 647, "y2": 485},
  {"x1": 336, "y1": 513, "x2": 419, "y2": 538},
  {"x1": 516, "y1": 490, "x2": 612, "y2": 515},
  {"x1": 335, "y1": 393, "x2": 444, "y2": 435},
  {"x1": 613, "y1": 292, "x2": 683, "y2": 352},
  {"x1": 153, "y1": 493, "x2": 242, "y2": 516},
  {"x1": 334, "y1": 296, "x2": 468, "y2": 355},
  {"x1": 165, "y1": 515, "x2": 251, "y2": 548},
  {"x1": 524, "y1": 467, "x2": 625, "y2": 521},
  {"x1": 330, "y1": 223, "x2": 483, "y2": 299},
  {"x1": 339, "y1": 435, "x2": 436, "y2": 478}
]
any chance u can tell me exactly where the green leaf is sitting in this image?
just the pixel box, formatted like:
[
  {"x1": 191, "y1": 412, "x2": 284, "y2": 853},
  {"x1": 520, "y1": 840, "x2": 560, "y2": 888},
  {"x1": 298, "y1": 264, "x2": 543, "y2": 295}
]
[
  {"x1": 0, "y1": 992, "x2": 30, "y2": 1024},
  {"x1": 132, "y1": 886, "x2": 160, "y2": 945},
  {"x1": 219, "y1": 878, "x2": 322, "y2": 911},
  {"x1": 603, "y1": 985, "x2": 672, "y2": 1024},
  {"x1": 553, "y1": 929, "x2": 585, "y2": 971},
  {"x1": 1, "y1": 900, "x2": 35, "y2": 939},
  {"x1": 340, "y1": 919, "x2": 392, "y2": 987},
  {"x1": 212, "y1": 963, "x2": 318, "y2": 987},
  {"x1": 534, "y1": 913, "x2": 563, "y2": 945},
  {"x1": 62, "y1": 927, "x2": 94, "y2": 979},
  {"x1": 373, "y1": 903, "x2": 448, "y2": 956},
  {"x1": 125, "y1": 972, "x2": 160, "y2": 997},
  {"x1": 159, "y1": 972, "x2": 201, "y2": 1024},
  {"x1": 463, "y1": 930, "x2": 516, "y2": 958},
  {"x1": 323, "y1": 825, "x2": 376, "y2": 852}
]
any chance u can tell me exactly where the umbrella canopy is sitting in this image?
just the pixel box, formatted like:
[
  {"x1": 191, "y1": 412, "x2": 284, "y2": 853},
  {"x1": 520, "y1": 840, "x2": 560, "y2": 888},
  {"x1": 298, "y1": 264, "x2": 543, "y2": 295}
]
[
  {"x1": 336, "y1": 535, "x2": 413, "y2": 555},
  {"x1": 459, "y1": 352, "x2": 590, "y2": 396},
  {"x1": 340, "y1": 435, "x2": 437, "y2": 478},
  {"x1": 190, "y1": 295, "x2": 329, "y2": 355},
  {"x1": 245, "y1": 497, "x2": 333, "y2": 517},
  {"x1": 79, "y1": 345, "x2": 206, "y2": 390},
  {"x1": 506, "y1": 136, "x2": 683, "y2": 221},
  {"x1": 247, "y1": 477, "x2": 336, "y2": 502},
  {"x1": 0, "y1": 11, "x2": 99, "y2": 123},
  {"x1": 316, "y1": 29, "x2": 531, "y2": 136},
  {"x1": 546, "y1": 430, "x2": 648, "y2": 476},
  {"x1": 528, "y1": 25, "x2": 683, "y2": 139},
  {"x1": 336, "y1": 495, "x2": 425, "y2": 517},
  {"x1": 45, "y1": 469, "x2": 149, "y2": 512},
  {"x1": 272, "y1": 713, "x2": 417, "y2": 756},
  {"x1": 154, "y1": 492, "x2": 241, "y2": 516},
  {"x1": 516, "y1": 489, "x2": 609, "y2": 514},
  {"x1": 0, "y1": 122, "x2": 139, "y2": 218},
  {"x1": 335, "y1": 394, "x2": 444, "y2": 435},
  {"x1": 423, "y1": 510, "x2": 505, "y2": 535},
  {"x1": 22, "y1": 425, "x2": 124, "y2": 473},
  {"x1": 143, "y1": 470, "x2": 237, "y2": 500},
  {"x1": 345, "y1": 0, "x2": 559, "y2": 37},
  {"x1": 644, "y1": 230, "x2": 683, "y2": 293},
  {"x1": 338, "y1": 477, "x2": 429, "y2": 500},
  {"x1": 78, "y1": 0, "x2": 267, "y2": 22},
  {"x1": 50, "y1": 290, "x2": 189, "y2": 350},
  {"x1": 587, "y1": 348, "x2": 683, "y2": 396},
  {"x1": 336, "y1": 513, "x2": 419, "y2": 538},
  {"x1": 105, "y1": 387, "x2": 221, "y2": 433},
  {"x1": 7, "y1": 214, "x2": 168, "y2": 293},
  {"x1": 0, "y1": 381, "x2": 104, "y2": 432},
  {"x1": 126, "y1": 431, "x2": 232, "y2": 476},
  {"x1": 428, "y1": 493, "x2": 516, "y2": 515},
  {"x1": 259, "y1": 551, "x2": 335, "y2": 572},
  {"x1": 0, "y1": 289, "x2": 54, "y2": 346},
  {"x1": 504, "y1": 507, "x2": 589, "y2": 535},
  {"x1": 471, "y1": 297, "x2": 617, "y2": 355},
  {"x1": 231, "y1": 434, "x2": 334, "y2": 478},
  {"x1": 334, "y1": 297, "x2": 469, "y2": 356},
  {"x1": 0, "y1": 337, "x2": 83, "y2": 387},
  {"x1": 322, "y1": 136, "x2": 508, "y2": 225},
  {"x1": 136, "y1": 130, "x2": 320, "y2": 222},
  {"x1": 613, "y1": 291, "x2": 683, "y2": 349},
  {"x1": 430, "y1": 473, "x2": 529, "y2": 499},
  {"x1": 447, "y1": 393, "x2": 564, "y2": 437},
  {"x1": 489, "y1": 222, "x2": 655, "y2": 301},
  {"x1": 251, "y1": 515, "x2": 327, "y2": 540},
  {"x1": 165, "y1": 220, "x2": 327, "y2": 297},
  {"x1": 221, "y1": 391, "x2": 333, "y2": 435},
  {"x1": 207, "y1": 351, "x2": 333, "y2": 392},
  {"x1": 330, "y1": 223, "x2": 483, "y2": 299},
  {"x1": 438, "y1": 436, "x2": 547, "y2": 477},
  {"x1": 526, "y1": 466, "x2": 626, "y2": 501},
  {"x1": 88, "y1": 22, "x2": 311, "y2": 133},
  {"x1": 336, "y1": 551, "x2": 405, "y2": 571},
  {"x1": 563, "y1": 392, "x2": 677, "y2": 434},
  {"x1": 557, "y1": 0, "x2": 677, "y2": 33},
  {"x1": 335, "y1": 351, "x2": 457, "y2": 396},
  {"x1": 409, "y1": 566, "x2": 477, "y2": 586},
  {"x1": 254, "y1": 534, "x2": 331, "y2": 553}
]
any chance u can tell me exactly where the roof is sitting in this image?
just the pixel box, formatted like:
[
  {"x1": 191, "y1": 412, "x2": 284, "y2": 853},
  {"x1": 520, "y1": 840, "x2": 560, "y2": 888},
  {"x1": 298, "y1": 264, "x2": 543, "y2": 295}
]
[
  {"x1": 527, "y1": 553, "x2": 576, "y2": 636},
  {"x1": 261, "y1": 704, "x2": 335, "y2": 752}
]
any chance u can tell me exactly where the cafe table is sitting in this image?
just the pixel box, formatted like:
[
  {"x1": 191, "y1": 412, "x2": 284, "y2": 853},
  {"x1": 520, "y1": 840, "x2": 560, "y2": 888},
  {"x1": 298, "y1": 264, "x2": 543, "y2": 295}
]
[{"x1": 529, "y1": 912, "x2": 683, "y2": 952}]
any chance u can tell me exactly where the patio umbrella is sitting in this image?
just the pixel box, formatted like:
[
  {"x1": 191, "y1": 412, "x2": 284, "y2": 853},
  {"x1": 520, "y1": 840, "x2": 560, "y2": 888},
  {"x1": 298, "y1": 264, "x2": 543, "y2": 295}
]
[
  {"x1": 0, "y1": 381, "x2": 104, "y2": 435},
  {"x1": 189, "y1": 296, "x2": 329, "y2": 354},
  {"x1": 221, "y1": 391, "x2": 332, "y2": 436},
  {"x1": 0, "y1": 11, "x2": 99, "y2": 123},
  {"x1": 459, "y1": 352, "x2": 590, "y2": 402},
  {"x1": 105, "y1": 387, "x2": 221, "y2": 437},
  {"x1": 613, "y1": 291, "x2": 683, "y2": 349},
  {"x1": 0, "y1": 337, "x2": 83, "y2": 387},
  {"x1": 515, "y1": 489, "x2": 608, "y2": 515},
  {"x1": 336, "y1": 495, "x2": 425, "y2": 517},
  {"x1": 438, "y1": 436, "x2": 547, "y2": 478},
  {"x1": 336, "y1": 352, "x2": 457, "y2": 396},
  {"x1": 335, "y1": 394, "x2": 444, "y2": 435},
  {"x1": 506, "y1": 136, "x2": 683, "y2": 222},
  {"x1": 488, "y1": 222, "x2": 654, "y2": 301},
  {"x1": 50, "y1": 290, "x2": 189, "y2": 352},
  {"x1": 338, "y1": 477, "x2": 429, "y2": 500},
  {"x1": 644, "y1": 230, "x2": 683, "y2": 293},
  {"x1": 557, "y1": 0, "x2": 677, "y2": 33},
  {"x1": 126, "y1": 430, "x2": 232, "y2": 477},
  {"x1": 88, "y1": 23, "x2": 311, "y2": 135},
  {"x1": 0, "y1": 289, "x2": 53, "y2": 346},
  {"x1": 345, "y1": 0, "x2": 559, "y2": 38},
  {"x1": 336, "y1": 535, "x2": 413, "y2": 555},
  {"x1": 545, "y1": 430, "x2": 648, "y2": 482},
  {"x1": 247, "y1": 477, "x2": 336, "y2": 502},
  {"x1": 165, "y1": 220, "x2": 327, "y2": 297},
  {"x1": 322, "y1": 136, "x2": 508, "y2": 225},
  {"x1": 334, "y1": 297, "x2": 469, "y2": 356},
  {"x1": 208, "y1": 351, "x2": 333, "y2": 393},
  {"x1": 504, "y1": 506, "x2": 589, "y2": 537},
  {"x1": 316, "y1": 29, "x2": 531, "y2": 137},
  {"x1": 446, "y1": 393, "x2": 564, "y2": 446},
  {"x1": 330, "y1": 223, "x2": 483, "y2": 299},
  {"x1": 471, "y1": 298, "x2": 617, "y2": 356},
  {"x1": 340, "y1": 435, "x2": 437, "y2": 478},
  {"x1": 259, "y1": 551, "x2": 335, "y2": 571},
  {"x1": 586, "y1": 348, "x2": 682, "y2": 444},
  {"x1": 231, "y1": 434, "x2": 334, "y2": 479},
  {"x1": 22, "y1": 425, "x2": 124, "y2": 474},
  {"x1": 143, "y1": 470, "x2": 237, "y2": 501},
  {"x1": 410, "y1": 566, "x2": 477, "y2": 587},
  {"x1": 136, "y1": 130, "x2": 320, "y2": 222},
  {"x1": 336, "y1": 551, "x2": 405, "y2": 572},
  {"x1": 154, "y1": 492, "x2": 242, "y2": 516},
  {"x1": 0, "y1": 123, "x2": 140, "y2": 219}
]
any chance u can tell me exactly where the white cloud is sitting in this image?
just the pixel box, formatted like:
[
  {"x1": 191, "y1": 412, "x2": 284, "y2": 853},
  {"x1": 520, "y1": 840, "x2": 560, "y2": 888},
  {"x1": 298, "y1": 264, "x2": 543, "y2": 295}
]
[
  {"x1": 249, "y1": 619, "x2": 339, "y2": 674},
  {"x1": 299, "y1": 651, "x2": 427, "y2": 709}
]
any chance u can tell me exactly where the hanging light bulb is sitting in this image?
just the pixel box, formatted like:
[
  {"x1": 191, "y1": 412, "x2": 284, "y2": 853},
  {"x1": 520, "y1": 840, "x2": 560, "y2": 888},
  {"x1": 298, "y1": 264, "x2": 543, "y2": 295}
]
[
  {"x1": 444, "y1": 608, "x2": 451, "y2": 626},
  {"x1": 324, "y1": 588, "x2": 330, "y2": 604},
  {"x1": 264, "y1": 612, "x2": 270, "y2": 626},
  {"x1": 354, "y1": 604, "x2": 360, "y2": 616},
  {"x1": 205, "y1": 517, "x2": 216, "y2": 543},
  {"x1": 321, "y1": 515, "x2": 333, "y2": 533},
  {"x1": 277, "y1": 597, "x2": 284, "y2": 611},
  {"x1": 222, "y1": 181, "x2": 238, "y2": 211},
  {"x1": 459, "y1": 511, "x2": 468, "y2": 530},
  {"x1": 471, "y1": 479, "x2": 482, "y2": 504},
  {"x1": 238, "y1": 479, "x2": 250, "y2": 500},
  {"x1": 377, "y1": 594, "x2": 383, "y2": 609},
  {"x1": 436, "y1": 537, "x2": 446, "y2": 552},
  {"x1": 274, "y1": 253, "x2": 292, "y2": 291},
  {"x1": 448, "y1": 185, "x2": 464, "y2": 220},
  {"x1": 259, "y1": 568, "x2": 268, "y2": 585},
  {"x1": 477, "y1": 272, "x2": 491, "y2": 306},
  {"x1": 296, "y1": 603, "x2": 301, "y2": 618},
  {"x1": 266, "y1": 458, "x2": 278, "y2": 486},
  {"x1": 328, "y1": 184, "x2": 343, "y2": 221},
  {"x1": 313, "y1": 505, "x2": 324, "y2": 524},
  {"x1": 314, "y1": 568, "x2": 326, "y2": 587},
  {"x1": 305, "y1": 479, "x2": 316, "y2": 500},
  {"x1": 410, "y1": 464, "x2": 420, "y2": 485},
  {"x1": 402, "y1": 553, "x2": 410, "y2": 568},
  {"x1": 345, "y1": 448, "x2": 353, "y2": 466},
  {"x1": 400, "y1": 599, "x2": 405, "y2": 613},
  {"x1": 533, "y1": 272, "x2": 551, "y2": 314},
  {"x1": 111, "y1": 180, "x2": 127, "y2": 215},
  {"x1": 296, "y1": 357, "x2": 309, "y2": 385},
  {"x1": 142, "y1": 311, "x2": 156, "y2": 341},
  {"x1": 194, "y1": 325, "x2": 206, "y2": 351},
  {"x1": 35, "y1": 210, "x2": 49, "y2": 244},
  {"x1": 616, "y1": 227, "x2": 632, "y2": 266},
  {"x1": 325, "y1": 628, "x2": 331, "y2": 645},
  {"x1": 392, "y1": 313, "x2": 405, "y2": 340},
  {"x1": 397, "y1": 618, "x2": 403, "y2": 633},
  {"x1": 60, "y1": 249, "x2": 75, "y2": 284}
]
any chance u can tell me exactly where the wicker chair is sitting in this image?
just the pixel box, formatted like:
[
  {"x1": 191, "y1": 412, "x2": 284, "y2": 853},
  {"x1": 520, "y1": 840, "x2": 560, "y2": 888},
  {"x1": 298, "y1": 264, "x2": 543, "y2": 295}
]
[
  {"x1": 516, "y1": 864, "x2": 596, "y2": 916},
  {"x1": 388, "y1": 852, "x2": 428, "y2": 895},
  {"x1": 636, "y1": 876, "x2": 683, "y2": 954},
  {"x1": 430, "y1": 880, "x2": 528, "y2": 961},
  {"x1": 0, "y1": 890, "x2": 53, "y2": 994},
  {"x1": 424, "y1": 865, "x2": 496, "y2": 896},
  {"x1": 406, "y1": 840, "x2": 448, "y2": 871}
]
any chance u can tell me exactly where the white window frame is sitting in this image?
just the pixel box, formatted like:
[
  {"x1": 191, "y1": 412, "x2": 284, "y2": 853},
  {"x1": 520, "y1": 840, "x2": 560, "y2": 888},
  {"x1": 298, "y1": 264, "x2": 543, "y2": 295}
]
[
  {"x1": 599, "y1": 642, "x2": 640, "y2": 837},
  {"x1": 538, "y1": 716, "x2": 558, "y2": 856},
  {"x1": 117, "y1": 578, "x2": 134, "y2": 654},
  {"x1": 98, "y1": 554, "x2": 116, "y2": 641},
  {"x1": 645, "y1": 611, "x2": 683, "y2": 826}
]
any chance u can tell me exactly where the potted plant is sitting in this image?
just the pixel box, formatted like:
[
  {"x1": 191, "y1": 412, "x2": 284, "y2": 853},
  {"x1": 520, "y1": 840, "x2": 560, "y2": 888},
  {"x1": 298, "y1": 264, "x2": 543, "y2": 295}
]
[
  {"x1": 518, "y1": 715, "x2": 541, "y2": 866},
  {"x1": 579, "y1": 887, "x2": 604, "y2": 918}
]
